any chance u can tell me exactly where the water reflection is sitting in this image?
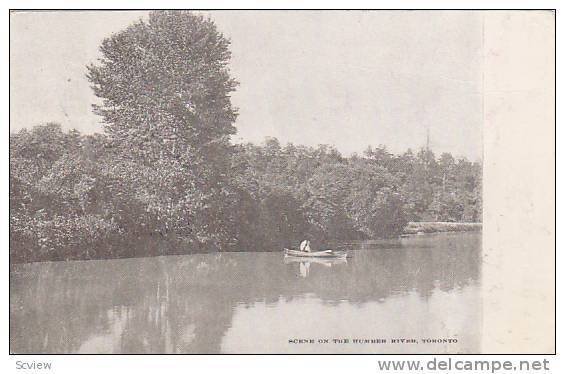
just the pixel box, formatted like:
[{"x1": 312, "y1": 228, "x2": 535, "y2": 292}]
[
  {"x1": 283, "y1": 256, "x2": 348, "y2": 278},
  {"x1": 10, "y1": 232, "x2": 481, "y2": 353}
]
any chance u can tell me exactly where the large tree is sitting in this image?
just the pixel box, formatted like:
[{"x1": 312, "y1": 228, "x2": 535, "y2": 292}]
[{"x1": 86, "y1": 11, "x2": 239, "y2": 248}]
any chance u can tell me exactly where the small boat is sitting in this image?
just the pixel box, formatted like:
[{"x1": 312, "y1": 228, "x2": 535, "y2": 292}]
[{"x1": 284, "y1": 248, "x2": 348, "y2": 259}]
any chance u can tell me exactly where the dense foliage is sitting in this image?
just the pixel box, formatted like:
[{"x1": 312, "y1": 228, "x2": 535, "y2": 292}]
[
  {"x1": 9, "y1": 11, "x2": 482, "y2": 263},
  {"x1": 85, "y1": 11, "x2": 239, "y2": 249},
  {"x1": 10, "y1": 124, "x2": 481, "y2": 263}
]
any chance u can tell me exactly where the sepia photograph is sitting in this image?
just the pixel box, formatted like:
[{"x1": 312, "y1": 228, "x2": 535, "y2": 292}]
[{"x1": 8, "y1": 9, "x2": 554, "y2": 355}]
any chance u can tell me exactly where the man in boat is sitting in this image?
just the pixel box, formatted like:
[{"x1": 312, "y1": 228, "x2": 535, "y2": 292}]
[{"x1": 299, "y1": 239, "x2": 312, "y2": 252}]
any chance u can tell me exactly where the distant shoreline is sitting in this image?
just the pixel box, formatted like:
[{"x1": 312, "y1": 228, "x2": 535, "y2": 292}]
[
  {"x1": 402, "y1": 221, "x2": 482, "y2": 235},
  {"x1": 10, "y1": 227, "x2": 481, "y2": 266}
]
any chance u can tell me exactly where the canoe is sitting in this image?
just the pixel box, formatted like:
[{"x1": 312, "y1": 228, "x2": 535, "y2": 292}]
[{"x1": 284, "y1": 248, "x2": 347, "y2": 259}]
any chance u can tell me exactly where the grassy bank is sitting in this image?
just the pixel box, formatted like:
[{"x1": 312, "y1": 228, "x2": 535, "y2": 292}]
[{"x1": 403, "y1": 221, "x2": 482, "y2": 235}]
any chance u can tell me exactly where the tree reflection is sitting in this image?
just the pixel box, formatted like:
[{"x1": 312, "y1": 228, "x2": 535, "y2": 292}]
[{"x1": 10, "y1": 232, "x2": 480, "y2": 353}]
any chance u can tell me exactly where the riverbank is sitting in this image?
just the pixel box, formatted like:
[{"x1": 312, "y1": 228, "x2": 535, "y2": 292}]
[
  {"x1": 402, "y1": 222, "x2": 482, "y2": 235},
  {"x1": 10, "y1": 222, "x2": 482, "y2": 264}
]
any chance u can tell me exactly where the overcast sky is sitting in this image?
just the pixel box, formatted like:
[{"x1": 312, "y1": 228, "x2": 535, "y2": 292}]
[{"x1": 10, "y1": 10, "x2": 483, "y2": 160}]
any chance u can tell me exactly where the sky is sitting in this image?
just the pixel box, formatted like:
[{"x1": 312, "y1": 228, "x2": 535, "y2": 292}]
[{"x1": 10, "y1": 10, "x2": 483, "y2": 160}]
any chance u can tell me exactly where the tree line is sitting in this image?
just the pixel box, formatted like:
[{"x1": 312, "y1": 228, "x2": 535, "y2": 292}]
[
  {"x1": 10, "y1": 124, "x2": 481, "y2": 263},
  {"x1": 9, "y1": 11, "x2": 481, "y2": 263}
]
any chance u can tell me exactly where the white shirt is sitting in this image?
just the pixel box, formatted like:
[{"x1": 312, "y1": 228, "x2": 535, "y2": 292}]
[{"x1": 299, "y1": 240, "x2": 311, "y2": 252}]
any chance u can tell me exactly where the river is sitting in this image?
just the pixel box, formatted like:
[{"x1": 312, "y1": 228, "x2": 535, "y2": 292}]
[{"x1": 10, "y1": 231, "x2": 481, "y2": 354}]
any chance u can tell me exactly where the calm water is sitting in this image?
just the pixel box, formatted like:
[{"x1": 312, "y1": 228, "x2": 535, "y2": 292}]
[{"x1": 10, "y1": 232, "x2": 481, "y2": 354}]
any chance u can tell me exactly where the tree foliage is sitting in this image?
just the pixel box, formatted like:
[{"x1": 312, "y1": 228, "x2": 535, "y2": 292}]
[
  {"x1": 10, "y1": 124, "x2": 482, "y2": 263},
  {"x1": 10, "y1": 12, "x2": 482, "y2": 263},
  {"x1": 86, "y1": 11, "x2": 238, "y2": 247}
]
